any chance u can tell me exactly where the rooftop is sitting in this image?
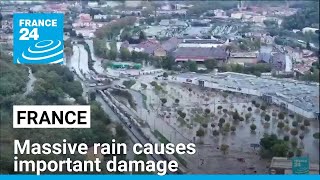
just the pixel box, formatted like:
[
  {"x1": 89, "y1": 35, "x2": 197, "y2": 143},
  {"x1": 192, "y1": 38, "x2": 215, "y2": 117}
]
[{"x1": 176, "y1": 72, "x2": 319, "y2": 114}]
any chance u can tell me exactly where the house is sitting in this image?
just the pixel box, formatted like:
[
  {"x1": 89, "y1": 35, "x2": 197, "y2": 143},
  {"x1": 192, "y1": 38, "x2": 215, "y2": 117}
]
[
  {"x1": 178, "y1": 39, "x2": 225, "y2": 48},
  {"x1": 257, "y1": 45, "x2": 273, "y2": 63},
  {"x1": 213, "y1": 9, "x2": 226, "y2": 18},
  {"x1": 161, "y1": 37, "x2": 183, "y2": 53},
  {"x1": 124, "y1": 39, "x2": 167, "y2": 57},
  {"x1": 88, "y1": 1, "x2": 99, "y2": 8},
  {"x1": 283, "y1": 46, "x2": 302, "y2": 63},
  {"x1": 174, "y1": 47, "x2": 229, "y2": 62},
  {"x1": 251, "y1": 15, "x2": 267, "y2": 23},
  {"x1": 271, "y1": 53, "x2": 293, "y2": 74},
  {"x1": 230, "y1": 12, "x2": 243, "y2": 19},
  {"x1": 302, "y1": 27, "x2": 319, "y2": 34},
  {"x1": 229, "y1": 52, "x2": 258, "y2": 65}
]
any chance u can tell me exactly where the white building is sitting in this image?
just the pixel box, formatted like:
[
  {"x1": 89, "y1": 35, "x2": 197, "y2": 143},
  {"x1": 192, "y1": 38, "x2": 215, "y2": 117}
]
[
  {"x1": 302, "y1": 27, "x2": 319, "y2": 34},
  {"x1": 230, "y1": 12, "x2": 243, "y2": 19}
]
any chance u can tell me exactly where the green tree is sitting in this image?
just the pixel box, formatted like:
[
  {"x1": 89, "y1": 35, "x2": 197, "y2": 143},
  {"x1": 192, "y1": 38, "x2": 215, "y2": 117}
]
[
  {"x1": 220, "y1": 144, "x2": 229, "y2": 155},
  {"x1": 196, "y1": 128, "x2": 205, "y2": 138},
  {"x1": 313, "y1": 132, "x2": 320, "y2": 139},
  {"x1": 160, "y1": 98, "x2": 167, "y2": 106},
  {"x1": 277, "y1": 121, "x2": 285, "y2": 129},
  {"x1": 187, "y1": 61, "x2": 198, "y2": 72},
  {"x1": 290, "y1": 128, "x2": 299, "y2": 137},
  {"x1": 265, "y1": 114, "x2": 271, "y2": 122},
  {"x1": 139, "y1": 31, "x2": 146, "y2": 41},
  {"x1": 204, "y1": 59, "x2": 218, "y2": 70},
  {"x1": 250, "y1": 124, "x2": 257, "y2": 131},
  {"x1": 119, "y1": 48, "x2": 131, "y2": 61}
]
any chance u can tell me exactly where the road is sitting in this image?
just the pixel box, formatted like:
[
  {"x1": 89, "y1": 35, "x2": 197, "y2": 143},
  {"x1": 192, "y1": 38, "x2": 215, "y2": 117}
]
[{"x1": 66, "y1": 42, "x2": 182, "y2": 172}]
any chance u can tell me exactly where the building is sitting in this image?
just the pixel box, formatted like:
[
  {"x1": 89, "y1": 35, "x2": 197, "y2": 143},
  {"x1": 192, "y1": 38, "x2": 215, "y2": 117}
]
[
  {"x1": 171, "y1": 72, "x2": 319, "y2": 119},
  {"x1": 272, "y1": 53, "x2": 293, "y2": 74},
  {"x1": 229, "y1": 52, "x2": 257, "y2": 65},
  {"x1": 257, "y1": 46, "x2": 273, "y2": 63},
  {"x1": 230, "y1": 12, "x2": 243, "y2": 19},
  {"x1": 125, "y1": 39, "x2": 166, "y2": 57},
  {"x1": 178, "y1": 39, "x2": 225, "y2": 48},
  {"x1": 161, "y1": 37, "x2": 183, "y2": 53},
  {"x1": 302, "y1": 27, "x2": 319, "y2": 34},
  {"x1": 213, "y1": 9, "x2": 226, "y2": 18},
  {"x1": 174, "y1": 47, "x2": 229, "y2": 62}
]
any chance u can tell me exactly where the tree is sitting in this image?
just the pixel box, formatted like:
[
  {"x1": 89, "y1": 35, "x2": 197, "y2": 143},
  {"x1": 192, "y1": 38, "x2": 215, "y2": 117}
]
[
  {"x1": 283, "y1": 135, "x2": 290, "y2": 141},
  {"x1": 277, "y1": 122, "x2": 285, "y2": 130},
  {"x1": 303, "y1": 119, "x2": 310, "y2": 127},
  {"x1": 204, "y1": 59, "x2": 217, "y2": 70},
  {"x1": 299, "y1": 134, "x2": 304, "y2": 140},
  {"x1": 108, "y1": 49, "x2": 117, "y2": 60},
  {"x1": 139, "y1": 31, "x2": 146, "y2": 41},
  {"x1": 230, "y1": 126, "x2": 236, "y2": 132},
  {"x1": 212, "y1": 129, "x2": 219, "y2": 136},
  {"x1": 160, "y1": 98, "x2": 167, "y2": 106},
  {"x1": 161, "y1": 56, "x2": 175, "y2": 70},
  {"x1": 290, "y1": 128, "x2": 299, "y2": 137},
  {"x1": 278, "y1": 112, "x2": 285, "y2": 120},
  {"x1": 313, "y1": 132, "x2": 320, "y2": 139},
  {"x1": 271, "y1": 142, "x2": 289, "y2": 157},
  {"x1": 202, "y1": 123, "x2": 208, "y2": 128},
  {"x1": 163, "y1": 72, "x2": 168, "y2": 78},
  {"x1": 264, "y1": 114, "x2": 271, "y2": 122},
  {"x1": 89, "y1": 92, "x2": 96, "y2": 101},
  {"x1": 296, "y1": 149, "x2": 303, "y2": 157},
  {"x1": 119, "y1": 48, "x2": 131, "y2": 61},
  {"x1": 260, "y1": 105, "x2": 266, "y2": 111},
  {"x1": 187, "y1": 61, "x2": 198, "y2": 72},
  {"x1": 287, "y1": 151, "x2": 294, "y2": 158},
  {"x1": 223, "y1": 122, "x2": 231, "y2": 132},
  {"x1": 219, "y1": 118, "x2": 225, "y2": 125},
  {"x1": 217, "y1": 106, "x2": 223, "y2": 110},
  {"x1": 250, "y1": 124, "x2": 257, "y2": 131},
  {"x1": 64, "y1": 47, "x2": 73, "y2": 60},
  {"x1": 291, "y1": 139, "x2": 298, "y2": 148},
  {"x1": 196, "y1": 128, "x2": 205, "y2": 138},
  {"x1": 220, "y1": 144, "x2": 229, "y2": 155},
  {"x1": 204, "y1": 108, "x2": 210, "y2": 114},
  {"x1": 292, "y1": 121, "x2": 298, "y2": 127},
  {"x1": 247, "y1": 107, "x2": 252, "y2": 112},
  {"x1": 175, "y1": 99, "x2": 179, "y2": 104}
]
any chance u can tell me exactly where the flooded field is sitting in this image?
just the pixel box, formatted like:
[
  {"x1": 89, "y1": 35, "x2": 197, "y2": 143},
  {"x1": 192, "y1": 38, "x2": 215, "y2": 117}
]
[{"x1": 124, "y1": 75, "x2": 319, "y2": 173}]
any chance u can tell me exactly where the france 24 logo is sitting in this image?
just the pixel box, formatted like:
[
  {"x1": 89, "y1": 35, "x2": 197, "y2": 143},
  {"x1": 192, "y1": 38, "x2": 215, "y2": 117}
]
[{"x1": 13, "y1": 13, "x2": 64, "y2": 64}]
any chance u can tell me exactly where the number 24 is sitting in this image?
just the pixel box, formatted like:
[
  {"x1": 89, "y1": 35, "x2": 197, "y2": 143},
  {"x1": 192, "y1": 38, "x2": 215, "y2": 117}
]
[{"x1": 19, "y1": 28, "x2": 39, "y2": 40}]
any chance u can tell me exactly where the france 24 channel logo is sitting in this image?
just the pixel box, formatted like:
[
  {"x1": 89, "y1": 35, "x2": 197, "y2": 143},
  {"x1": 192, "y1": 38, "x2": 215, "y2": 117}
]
[{"x1": 13, "y1": 13, "x2": 64, "y2": 64}]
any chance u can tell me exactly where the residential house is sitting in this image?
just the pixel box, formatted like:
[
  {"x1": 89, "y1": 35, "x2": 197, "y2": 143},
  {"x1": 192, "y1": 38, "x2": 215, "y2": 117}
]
[
  {"x1": 229, "y1": 52, "x2": 258, "y2": 65},
  {"x1": 284, "y1": 46, "x2": 302, "y2": 63},
  {"x1": 124, "y1": 39, "x2": 167, "y2": 57},
  {"x1": 302, "y1": 27, "x2": 319, "y2": 34},
  {"x1": 161, "y1": 37, "x2": 183, "y2": 53},
  {"x1": 230, "y1": 12, "x2": 243, "y2": 19},
  {"x1": 257, "y1": 45, "x2": 273, "y2": 63},
  {"x1": 178, "y1": 39, "x2": 225, "y2": 48},
  {"x1": 173, "y1": 47, "x2": 229, "y2": 62},
  {"x1": 213, "y1": 9, "x2": 226, "y2": 18},
  {"x1": 271, "y1": 53, "x2": 293, "y2": 74}
]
